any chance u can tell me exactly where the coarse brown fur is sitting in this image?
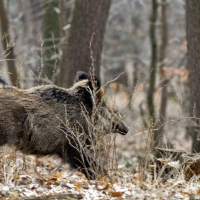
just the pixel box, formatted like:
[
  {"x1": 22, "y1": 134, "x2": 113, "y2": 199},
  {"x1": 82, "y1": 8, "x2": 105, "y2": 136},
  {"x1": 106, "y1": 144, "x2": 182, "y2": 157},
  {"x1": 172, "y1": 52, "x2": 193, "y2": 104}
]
[{"x1": 0, "y1": 72, "x2": 129, "y2": 179}]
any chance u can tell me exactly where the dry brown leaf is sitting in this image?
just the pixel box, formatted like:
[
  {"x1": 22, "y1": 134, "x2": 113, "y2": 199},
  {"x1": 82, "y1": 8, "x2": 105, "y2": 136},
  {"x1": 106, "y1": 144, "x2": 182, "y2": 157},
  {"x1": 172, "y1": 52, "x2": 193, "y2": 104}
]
[
  {"x1": 96, "y1": 182, "x2": 110, "y2": 191},
  {"x1": 47, "y1": 165, "x2": 55, "y2": 170},
  {"x1": 97, "y1": 174, "x2": 104, "y2": 181},
  {"x1": 197, "y1": 189, "x2": 200, "y2": 195},
  {"x1": 181, "y1": 189, "x2": 191, "y2": 195},
  {"x1": 76, "y1": 182, "x2": 82, "y2": 190},
  {"x1": 45, "y1": 179, "x2": 53, "y2": 185},
  {"x1": 52, "y1": 173, "x2": 62, "y2": 179},
  {"x1": 14, "y1": 174, "x2": 20, "y2": 179},
  {"x1": 109, "y1": 191, "x2": 123, "y2": 197}
]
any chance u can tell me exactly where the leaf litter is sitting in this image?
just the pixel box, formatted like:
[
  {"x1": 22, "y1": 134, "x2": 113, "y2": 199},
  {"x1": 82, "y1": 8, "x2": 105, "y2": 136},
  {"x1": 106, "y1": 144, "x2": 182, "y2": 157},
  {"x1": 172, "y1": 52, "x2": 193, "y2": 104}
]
[{"x1": 0, "y1": 148, "x2": 200, "y2": 200}]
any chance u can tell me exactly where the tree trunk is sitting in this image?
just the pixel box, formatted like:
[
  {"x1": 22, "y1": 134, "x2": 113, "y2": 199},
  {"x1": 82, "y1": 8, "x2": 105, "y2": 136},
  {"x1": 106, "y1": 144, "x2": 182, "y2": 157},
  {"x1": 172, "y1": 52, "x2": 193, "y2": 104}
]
[
  {"x1": 186, "y1": 0, "x2": 200, "y2": 153},
  {"x1": 43, "y1": 0, "x2": 60, "y2": 83},
  {"x1": 0, "y1": 0, "x2": 19, "y2": 86},
  {"x1": 59, "y1": 0, "x2": 112, "y2": 87},
  {"x1": 154, "y1": 0, "x2": 169, "y2": 147},
  {"x1": 147, "y1": 0, "x2": 158, "y2": 146}
]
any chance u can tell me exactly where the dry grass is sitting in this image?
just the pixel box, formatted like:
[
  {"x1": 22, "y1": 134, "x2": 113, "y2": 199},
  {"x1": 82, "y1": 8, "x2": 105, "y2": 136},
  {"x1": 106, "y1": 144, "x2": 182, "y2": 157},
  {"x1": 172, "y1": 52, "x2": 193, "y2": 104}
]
[{"x1": 1, "y1": 145, "x2": 200, "y2": 199}]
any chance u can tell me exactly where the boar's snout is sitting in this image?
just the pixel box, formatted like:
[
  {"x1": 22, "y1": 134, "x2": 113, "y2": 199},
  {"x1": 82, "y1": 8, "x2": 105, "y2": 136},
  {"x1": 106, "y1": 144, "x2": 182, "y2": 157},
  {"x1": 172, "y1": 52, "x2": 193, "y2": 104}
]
[
  {"x1": 112, "y1": 122, "x2": 129, "y2": 135},
  {"x1": 98, "y1": 102, "x2": 129, "y2": 135},
  {"x1": 120, "y1": 126, "x2": 130, "y2": 135},
  {"x1": 110, "y1": 111, "x2": 129, "y2": 135}
]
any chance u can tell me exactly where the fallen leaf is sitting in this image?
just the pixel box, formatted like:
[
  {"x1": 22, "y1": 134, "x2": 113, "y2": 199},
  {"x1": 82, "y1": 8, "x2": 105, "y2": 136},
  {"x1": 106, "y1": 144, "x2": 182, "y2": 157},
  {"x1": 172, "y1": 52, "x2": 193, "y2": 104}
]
[
  {"x1": 182, "y1": 189, "x2": 190, "y2": 195},
  {"x1": 197, "y1": 189, "x2": 200, "y2": 195},
  {"x1": 109, "y1": 191, "x2": 123, "y2": 197},
  {"x1": 14, "y1": 174, "x2": 20, "y2": 179},
  {"x1": 76, "y1": 182, "x2": 82, "y2": 190},
  {"x1": 96, "y1": 182, "x2": 110, "y2": 191},
  {"x1": 52, "y1": 173, "x2": 62, "y2": 179}
]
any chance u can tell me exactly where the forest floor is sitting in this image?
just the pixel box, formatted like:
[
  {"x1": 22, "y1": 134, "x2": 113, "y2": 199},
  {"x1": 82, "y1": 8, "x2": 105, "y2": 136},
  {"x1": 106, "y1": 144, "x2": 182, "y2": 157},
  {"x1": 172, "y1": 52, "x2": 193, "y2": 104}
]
[{"x1": 0, "y1": 147, "x2": 200, "y2": 200}]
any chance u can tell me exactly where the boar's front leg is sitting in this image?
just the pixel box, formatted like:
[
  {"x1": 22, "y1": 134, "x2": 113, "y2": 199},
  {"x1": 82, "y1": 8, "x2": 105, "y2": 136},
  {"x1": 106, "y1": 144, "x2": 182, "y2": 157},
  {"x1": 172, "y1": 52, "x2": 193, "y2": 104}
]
[
  {"x1": 62, "y1": 129, "x2": 98, "y2": 179},
  {"x1": 67, "y1": 144, "x2": 98, "y2": 179}
]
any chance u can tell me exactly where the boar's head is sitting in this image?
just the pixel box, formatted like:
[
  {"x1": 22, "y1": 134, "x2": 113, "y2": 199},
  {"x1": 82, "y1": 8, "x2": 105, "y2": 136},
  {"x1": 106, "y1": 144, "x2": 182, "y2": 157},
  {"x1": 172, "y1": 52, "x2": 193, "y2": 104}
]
[{"x1": 74, "y1": 71, "x2": 129, "y2": 135}]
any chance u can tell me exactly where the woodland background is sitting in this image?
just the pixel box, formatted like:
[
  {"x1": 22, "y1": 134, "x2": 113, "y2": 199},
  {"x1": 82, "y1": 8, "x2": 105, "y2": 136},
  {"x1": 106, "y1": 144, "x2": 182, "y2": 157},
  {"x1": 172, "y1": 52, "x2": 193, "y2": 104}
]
[{"x1": 1, "y1": 0, "x2": 200, "y2": 199}]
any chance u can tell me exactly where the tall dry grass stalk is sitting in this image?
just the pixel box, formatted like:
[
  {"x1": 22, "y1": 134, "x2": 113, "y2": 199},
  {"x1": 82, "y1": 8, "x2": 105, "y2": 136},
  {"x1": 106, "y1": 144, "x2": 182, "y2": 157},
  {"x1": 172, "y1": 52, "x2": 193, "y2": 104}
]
[{"x1": 58, "y1": 102, "x2": 120, "y2": 179}]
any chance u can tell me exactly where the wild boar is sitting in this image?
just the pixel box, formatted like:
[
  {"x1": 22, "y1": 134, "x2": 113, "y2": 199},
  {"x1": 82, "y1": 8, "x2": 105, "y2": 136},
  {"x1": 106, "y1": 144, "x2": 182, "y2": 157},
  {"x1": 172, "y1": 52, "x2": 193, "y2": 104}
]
[{"x1": 0, "y1": 72, "x2": 129, "y2": 179}]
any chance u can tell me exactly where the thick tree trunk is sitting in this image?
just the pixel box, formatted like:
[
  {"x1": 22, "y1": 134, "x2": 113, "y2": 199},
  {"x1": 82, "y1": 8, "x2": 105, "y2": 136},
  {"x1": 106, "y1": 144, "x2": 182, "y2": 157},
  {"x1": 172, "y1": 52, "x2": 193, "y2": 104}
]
[
  {"x1": 59, "y1": 0, "x2": 112, "y2": 87},
  {"x1": 0, "y1": 0, "x2": 19, "y2": 86},
  {"x1": 186, "y1": 0, "x2": 200, "y2": 153},
  {"x1": 147, "y1": 0, "x2": 158, "y2": 146}
]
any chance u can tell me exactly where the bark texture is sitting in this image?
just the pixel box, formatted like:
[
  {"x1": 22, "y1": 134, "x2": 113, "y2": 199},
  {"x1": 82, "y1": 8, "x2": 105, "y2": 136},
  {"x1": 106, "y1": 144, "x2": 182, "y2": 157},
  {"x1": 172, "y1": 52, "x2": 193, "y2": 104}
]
[
  {"x1": 59, "y1": 0, "x2": 112, "y2": 87},
  {"x1": 147, "y1": 0, "x2": 158, "y2": 147},
  {"x1": 154, "y1": 0, "x2": 169, "y2": 147},
  {"x1": 0, "y1": 0, "x2": 18, "y2": 86},
  {"x1": 186, "y1": 0, "x2": 200, "y2": 152}
]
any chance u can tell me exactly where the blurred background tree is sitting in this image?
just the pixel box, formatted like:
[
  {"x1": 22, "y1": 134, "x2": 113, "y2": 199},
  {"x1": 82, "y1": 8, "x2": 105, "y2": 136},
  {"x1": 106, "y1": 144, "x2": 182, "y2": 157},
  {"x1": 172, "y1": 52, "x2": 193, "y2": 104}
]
[
  {"x1": 186, "y1": 0, "x2": 200, "y2": 153},
  {"x1": 155, "y1": 0, "x2": 169, "y2": 148},
  {"x1": 147, "y1": 0, "x2": 158, "y2": 148},
  {"x1": 0, "y1": 0, "x2": 18, "y2": 86}
]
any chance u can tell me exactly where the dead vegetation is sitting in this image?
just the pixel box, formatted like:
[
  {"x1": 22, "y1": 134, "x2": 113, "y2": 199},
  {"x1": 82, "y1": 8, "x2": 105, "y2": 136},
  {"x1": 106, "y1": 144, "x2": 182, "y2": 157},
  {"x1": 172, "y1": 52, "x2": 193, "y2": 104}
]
[{"x1": 1, "y1": 143, "x2": 200, "y2": 199}]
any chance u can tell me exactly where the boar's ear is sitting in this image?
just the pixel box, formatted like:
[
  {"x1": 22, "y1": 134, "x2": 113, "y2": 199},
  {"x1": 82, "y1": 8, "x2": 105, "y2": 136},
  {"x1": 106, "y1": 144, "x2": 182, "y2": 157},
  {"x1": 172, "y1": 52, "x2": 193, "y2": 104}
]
[
  {"x1": 74, "y1": 71, "x2": 90, "y2": 83},
  {"x1": 74, "y1": 71, "x2": 103, "y2": 104},
  {"x1": 74, "y1": 71, "x2": 101, "y2": 90}
]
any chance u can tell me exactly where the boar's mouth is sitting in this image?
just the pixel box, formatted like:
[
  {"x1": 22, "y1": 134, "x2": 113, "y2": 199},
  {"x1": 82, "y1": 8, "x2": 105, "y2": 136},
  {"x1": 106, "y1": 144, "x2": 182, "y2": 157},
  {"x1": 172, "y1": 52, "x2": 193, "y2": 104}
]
[{"x1": 97, "y1": 104, "x2": 129, "y2": 135}]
